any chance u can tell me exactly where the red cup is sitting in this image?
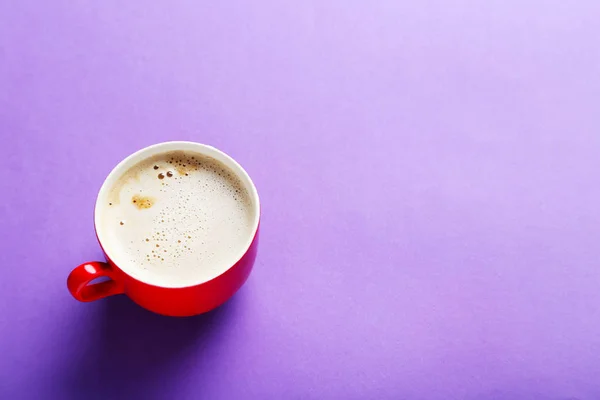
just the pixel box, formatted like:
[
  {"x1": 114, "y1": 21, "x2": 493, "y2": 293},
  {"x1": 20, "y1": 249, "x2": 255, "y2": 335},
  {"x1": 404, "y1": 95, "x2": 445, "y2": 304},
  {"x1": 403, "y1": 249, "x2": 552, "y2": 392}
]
[{"x1": 67, "y1": 142, "x2": 260, "y2": 316}]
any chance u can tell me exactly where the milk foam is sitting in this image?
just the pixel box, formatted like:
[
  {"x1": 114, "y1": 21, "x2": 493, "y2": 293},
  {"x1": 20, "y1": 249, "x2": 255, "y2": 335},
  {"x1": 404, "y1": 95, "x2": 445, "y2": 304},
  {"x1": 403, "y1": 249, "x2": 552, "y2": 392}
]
[{"x1": 98, "y1": 151, "x2": 255, "y2": 287}]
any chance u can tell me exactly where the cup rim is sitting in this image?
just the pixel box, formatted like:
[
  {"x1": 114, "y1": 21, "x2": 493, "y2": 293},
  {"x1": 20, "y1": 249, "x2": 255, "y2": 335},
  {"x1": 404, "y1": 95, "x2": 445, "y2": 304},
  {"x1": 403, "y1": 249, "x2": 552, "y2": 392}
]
[{"x1": 93, "y1": 141, "x2": 260, "y2": 288}]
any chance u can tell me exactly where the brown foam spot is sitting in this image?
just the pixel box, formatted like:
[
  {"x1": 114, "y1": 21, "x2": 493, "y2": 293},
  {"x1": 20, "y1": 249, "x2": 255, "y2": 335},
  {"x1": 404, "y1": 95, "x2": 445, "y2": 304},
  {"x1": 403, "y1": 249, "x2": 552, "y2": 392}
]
[
  {"x1": 132, "y1": 194, "x2": 155, "y2": 209},
  {"x1": 169, "y1": 153, "x2": 203, "y2": 175}
]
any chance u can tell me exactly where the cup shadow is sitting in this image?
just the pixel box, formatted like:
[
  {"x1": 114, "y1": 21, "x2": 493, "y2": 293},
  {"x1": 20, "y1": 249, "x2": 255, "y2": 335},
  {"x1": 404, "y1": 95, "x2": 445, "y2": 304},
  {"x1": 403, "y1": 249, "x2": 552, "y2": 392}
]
[{"x1": 64, "y1": 290, "x2": 245, "y2": 399}]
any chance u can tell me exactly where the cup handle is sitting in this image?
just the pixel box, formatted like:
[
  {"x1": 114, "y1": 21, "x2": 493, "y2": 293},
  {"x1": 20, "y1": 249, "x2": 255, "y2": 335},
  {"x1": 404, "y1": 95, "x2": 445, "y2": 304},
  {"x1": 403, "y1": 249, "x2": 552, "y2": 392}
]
[{"x1": 67, "y1": 262, "x2": 125, "y2": 302}]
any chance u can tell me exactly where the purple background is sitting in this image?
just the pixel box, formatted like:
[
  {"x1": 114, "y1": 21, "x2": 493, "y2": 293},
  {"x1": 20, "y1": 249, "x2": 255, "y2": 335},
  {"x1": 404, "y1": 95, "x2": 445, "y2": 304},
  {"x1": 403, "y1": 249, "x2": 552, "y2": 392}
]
[{"x1": 1, "y1": 1, "x2": 600, "y2": 399}]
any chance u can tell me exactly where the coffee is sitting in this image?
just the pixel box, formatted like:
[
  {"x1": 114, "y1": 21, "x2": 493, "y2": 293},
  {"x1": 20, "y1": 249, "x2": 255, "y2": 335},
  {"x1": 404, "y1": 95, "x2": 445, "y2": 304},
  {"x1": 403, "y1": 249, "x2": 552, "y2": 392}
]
[{"x1": 98, "y1": 150, "x2": 256, "y2": 287}]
